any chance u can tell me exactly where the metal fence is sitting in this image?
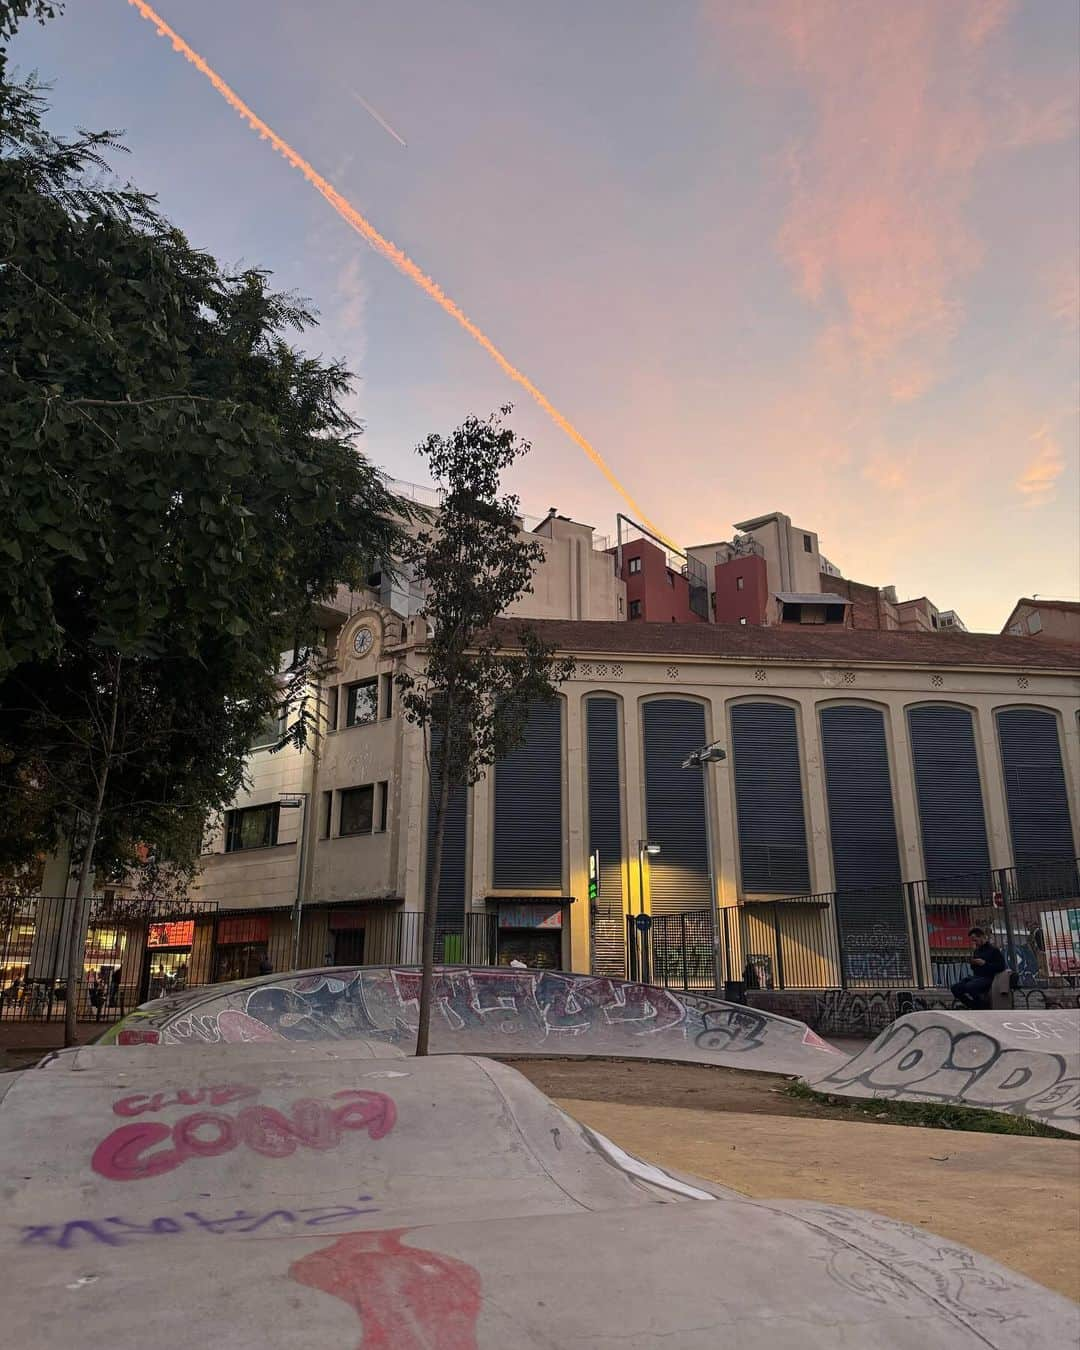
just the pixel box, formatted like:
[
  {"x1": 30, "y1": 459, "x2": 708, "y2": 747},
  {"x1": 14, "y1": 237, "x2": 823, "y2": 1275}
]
[
  {"x1": 916, "y1": 859, "x2": 1080, "y2": 989},
  {"x1": 627, "y1": 909, "x2": 720, "y2": 991},
  {"x1": 0, "y1": 893, "x2": 219, "y2": 1024}
]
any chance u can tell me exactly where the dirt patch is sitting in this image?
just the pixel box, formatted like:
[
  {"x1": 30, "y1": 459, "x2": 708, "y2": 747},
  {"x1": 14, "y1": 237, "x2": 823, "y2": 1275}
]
[{"x1": 503, "y1": 1056, "x2": 884, "y2": 1121}]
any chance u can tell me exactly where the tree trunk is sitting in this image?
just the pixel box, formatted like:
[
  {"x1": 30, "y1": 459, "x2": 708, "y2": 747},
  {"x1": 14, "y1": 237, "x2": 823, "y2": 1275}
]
[
  {"x1": 416, "y1": 763, "x2": 451, "y2": 1056},
  {"x1": 62, "y1": 779, "x2": 107, "y2": 1049},
  {"x1": 63, "y1": 660, "x2": 120, "y2": 1049}
]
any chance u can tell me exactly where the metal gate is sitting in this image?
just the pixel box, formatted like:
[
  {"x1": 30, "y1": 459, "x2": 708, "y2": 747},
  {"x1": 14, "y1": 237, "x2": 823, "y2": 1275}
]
[{"x1": 627, "y1": 909, "x2": 722, "y2": 991}]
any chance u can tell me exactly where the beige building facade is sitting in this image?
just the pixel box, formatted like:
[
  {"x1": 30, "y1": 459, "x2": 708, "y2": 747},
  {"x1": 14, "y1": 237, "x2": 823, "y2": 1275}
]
[{"x1": 194, "y1": 612, "x2": 1080, "y2": 989}]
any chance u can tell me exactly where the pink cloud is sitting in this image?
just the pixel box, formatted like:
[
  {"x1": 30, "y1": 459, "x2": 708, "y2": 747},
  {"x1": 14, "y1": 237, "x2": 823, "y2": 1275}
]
[{"x1": 1015, "y1": 427, "x2": 1067, "y2": 506}]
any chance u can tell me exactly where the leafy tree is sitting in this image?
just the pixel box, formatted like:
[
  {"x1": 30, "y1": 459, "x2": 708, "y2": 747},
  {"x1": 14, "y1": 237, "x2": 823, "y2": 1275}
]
[
  {"x1": 0, "y1": 3, "x2": 409, "y2": 1041},
  {"x1": 396, "y1": 408, "x2": 573, "y2": 1055}
]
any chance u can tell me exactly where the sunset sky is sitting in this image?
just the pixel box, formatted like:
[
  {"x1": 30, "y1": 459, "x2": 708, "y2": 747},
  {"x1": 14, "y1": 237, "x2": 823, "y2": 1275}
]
[{"x1": 13, "y1": 1, "x2": 1079, "y2": 631}]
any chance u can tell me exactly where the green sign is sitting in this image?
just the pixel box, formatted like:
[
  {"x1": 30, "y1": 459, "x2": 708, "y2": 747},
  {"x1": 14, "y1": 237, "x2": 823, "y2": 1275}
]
[{"x1": 588, "y1": 850, "x2": 599, "y2": 902}]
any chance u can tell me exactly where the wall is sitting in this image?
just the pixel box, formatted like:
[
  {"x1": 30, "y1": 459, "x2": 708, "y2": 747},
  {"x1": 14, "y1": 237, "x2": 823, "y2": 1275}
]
[
  {"x1": 714, "y1": 554, "x2": 768, "y2": 625},
  {"x1": 506, "y1": 516, "x2": 625, "y2": 622},
  {"x1": 747, "y1": 985, "x2": 1080, "y2": 1036},
  {"x1": 822, "y1": 574, "x2": 899, "y2": 630}
]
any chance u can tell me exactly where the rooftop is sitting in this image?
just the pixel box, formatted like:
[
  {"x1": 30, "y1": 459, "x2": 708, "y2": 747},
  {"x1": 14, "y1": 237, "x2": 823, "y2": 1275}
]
[{"x1": 492, "y1": 618, "x2": 1080, "y2": 670}]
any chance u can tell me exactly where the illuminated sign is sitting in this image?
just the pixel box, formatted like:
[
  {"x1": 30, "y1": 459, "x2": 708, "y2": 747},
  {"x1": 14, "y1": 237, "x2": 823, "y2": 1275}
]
[
  {"x1": 147, "y1": 920, "x2": 195, "y2": 949},
  {"x1": 588, "y1": 850, "x2": 599, "y2": 903}
]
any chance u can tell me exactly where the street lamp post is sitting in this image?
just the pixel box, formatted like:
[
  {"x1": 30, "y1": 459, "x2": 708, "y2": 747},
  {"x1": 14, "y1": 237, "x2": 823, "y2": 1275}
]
[
  {"x1": 680, "y1": 741, "x2": 728, "y2": 994},
  {"x1": 636, "y1": 840, "x2": 661, "y2": 983},
  {"x1": 279, "y1": 792, "x2": 309, "y2": 971}
]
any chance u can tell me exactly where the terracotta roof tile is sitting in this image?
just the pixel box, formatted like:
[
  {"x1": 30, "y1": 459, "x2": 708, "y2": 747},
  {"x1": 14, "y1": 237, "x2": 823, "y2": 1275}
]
[{"x1": 492, "y1": 618, "x2": 1080, "y2": 670}]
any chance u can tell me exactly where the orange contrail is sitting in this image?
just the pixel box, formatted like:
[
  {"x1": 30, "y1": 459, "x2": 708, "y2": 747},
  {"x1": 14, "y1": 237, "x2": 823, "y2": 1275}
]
[{"x1": 125, "y1": 1, "x2": 675, "y2": 547}]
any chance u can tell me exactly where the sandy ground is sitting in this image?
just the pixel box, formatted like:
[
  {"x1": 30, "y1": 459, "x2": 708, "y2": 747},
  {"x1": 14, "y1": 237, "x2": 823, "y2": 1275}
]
[{"x1": 507, "y1": 1058, "x2": 1080, "y2": 1302}]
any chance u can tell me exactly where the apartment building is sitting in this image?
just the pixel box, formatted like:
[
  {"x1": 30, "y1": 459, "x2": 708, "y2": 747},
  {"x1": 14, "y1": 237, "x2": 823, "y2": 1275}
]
[{"x1": 1003, "y1": 598, "x2": 1080, "y2": 643}]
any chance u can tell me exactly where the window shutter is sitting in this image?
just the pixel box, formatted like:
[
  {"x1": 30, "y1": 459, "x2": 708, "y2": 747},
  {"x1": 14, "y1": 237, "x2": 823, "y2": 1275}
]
[
  {"x1": 730, "y1": 703, "x2": 810, "y2": 894},
  {"x1": 493, "y1": 700, "x2": 564, "y2": 889},
  {"x1": 907, "y1": 705, "x2": 990, "y2": 884},
  {"x1": 996, "y1": 708, "x2": 1075, "y2": 866},
  {"x1": 641, "y1": 699, "x2": 713, "y2": 914},
  {"x1": 586, "y1": 697, "x2": 625, "y2": 974}
]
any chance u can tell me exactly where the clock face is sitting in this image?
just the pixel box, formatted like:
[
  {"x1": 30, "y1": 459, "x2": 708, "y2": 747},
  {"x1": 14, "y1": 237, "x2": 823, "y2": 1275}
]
[{"x1": 352, "y1": 626, "x2": 374, "y2": 657}]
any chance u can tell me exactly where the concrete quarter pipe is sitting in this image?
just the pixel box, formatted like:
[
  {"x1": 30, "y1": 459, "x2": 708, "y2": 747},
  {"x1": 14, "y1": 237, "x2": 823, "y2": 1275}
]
[
  {"x1": 808, "y1": 1010, "x2": 1080, "y2": 1135},
  {"x1": 102, "y1": 965, "x2": 843, "y2": 1077},
  {"x1": 1, "y1": 1045, "x2": 1075, "y2": 1347}
]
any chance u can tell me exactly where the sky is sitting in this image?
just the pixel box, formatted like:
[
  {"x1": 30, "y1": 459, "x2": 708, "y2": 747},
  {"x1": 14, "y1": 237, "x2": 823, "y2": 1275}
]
[{"x1": 11, "y1": 0, "x2": 1079, "y2": 631}]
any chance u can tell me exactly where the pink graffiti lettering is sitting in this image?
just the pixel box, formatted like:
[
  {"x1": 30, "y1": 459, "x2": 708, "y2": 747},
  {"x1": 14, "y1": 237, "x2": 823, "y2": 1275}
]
[
  {"x1": 92, "y1": 1090, "x2": 396, "y2": 1182},
  {"x1": 113, "y1": 1084, "x2": 259, "y2": 1117}
]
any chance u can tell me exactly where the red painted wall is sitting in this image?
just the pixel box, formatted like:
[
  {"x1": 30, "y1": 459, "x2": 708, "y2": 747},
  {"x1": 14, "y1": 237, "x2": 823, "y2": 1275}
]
[
  {"x1": 713, "y1": 554, "x2": 768, "y2": 626},
  {"x1": 615, "y1": 539, "x2": 705, "y2": 623}
]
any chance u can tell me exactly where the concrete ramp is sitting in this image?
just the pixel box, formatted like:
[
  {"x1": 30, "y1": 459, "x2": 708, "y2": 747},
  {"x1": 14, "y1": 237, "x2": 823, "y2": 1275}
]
[
  {"x1": 808, "y1": 1010, "x2": 1080, "y2": 1135},
  {"x1": 2, "y1": 1046, "x2": 1074, "y2": 1347},
  {"x1": 102, "y1": 965, "x2": 842, "y2": 1077}
]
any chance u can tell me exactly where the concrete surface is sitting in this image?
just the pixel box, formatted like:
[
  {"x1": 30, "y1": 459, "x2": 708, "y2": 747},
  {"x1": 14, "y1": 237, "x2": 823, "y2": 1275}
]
[
  {"x1": 1, "y1": 1045, "x2": 1075, "y2": 1347},
  {"x1": 101, "y1": 965, "x2": 844, "y2": 1076},
  {"x1": 808, "y1": 1010, "x2": 1080, "y2": 1135},
  {"x1": 555, "y1": 1097, "x2": 1080, "y2": 1302}
]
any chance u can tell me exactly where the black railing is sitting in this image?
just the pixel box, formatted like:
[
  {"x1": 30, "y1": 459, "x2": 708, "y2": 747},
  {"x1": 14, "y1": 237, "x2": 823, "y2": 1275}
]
[
  {"x1": 916, "y1": 858, "x2": 1080, "y2": 989},
  {"x1": 627, "y1": 909, "x2": 721, "y2": 991},
  {"x1": 0, "y1": 893, "x2": 219, "y2": 1023}
]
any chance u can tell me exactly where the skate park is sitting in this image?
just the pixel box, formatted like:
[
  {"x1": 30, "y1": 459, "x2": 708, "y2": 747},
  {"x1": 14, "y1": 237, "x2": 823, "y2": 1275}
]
[{"x1": 3, "y1": 1012, "x2": 1078, "y2": 1348}]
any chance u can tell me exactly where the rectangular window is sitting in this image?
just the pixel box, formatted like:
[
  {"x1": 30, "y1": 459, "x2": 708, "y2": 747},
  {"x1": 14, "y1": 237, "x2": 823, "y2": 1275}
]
[
  {"x1": 628, "y1": 556, "x2": 642, "y2": 575},
  {"x1": 320, "y1": 790, "x2": 333, "y2": 838},
  {"x1": 380, "y1": 673, "x2": 394, "y2": 718},
  {"x1": 1028, "y1": 611, "x2": 1042, "y2": 634},
  {"x1": 326, "y1": 686, "x2": 338, "y2": 732},
  {"x1": 225, "y1": 803, "x2": 280, "y2": 852},
  {"x1": 739, "y1": 616, "x2": 748, "y2": 625},
  {"x1": 339, "y1": 785, "x2": 375, "y2": 836},
  {"x1": 629, "y1": 599, "x2": 642, "y2": 619},
  {"x1": 802, "y1": 533, "x2": 813, "y2": 553},
  {"x1": 346, "y1": 678, "x2": 379, "y2": 727},
  {"x1": 377, "y1": 781, "x2": 389, "y2": 832},
  {"x1": 250, "y1": 708, "x2": 285, "y2": 751},
  {"x1": 666, "y1": 569, "x2": 675, "y2": 587},
  {"x1": 736, "y1": 576, "x2": 744, "y2": 591}
]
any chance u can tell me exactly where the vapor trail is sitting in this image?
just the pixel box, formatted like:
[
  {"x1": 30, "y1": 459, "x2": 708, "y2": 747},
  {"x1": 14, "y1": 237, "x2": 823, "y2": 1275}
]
[
  {"x1": 125, "y1": 0, "x2": 674, "y2": 546},
  {"x1": 352, "y1": 91, "x2": 407, "y2": 148}
]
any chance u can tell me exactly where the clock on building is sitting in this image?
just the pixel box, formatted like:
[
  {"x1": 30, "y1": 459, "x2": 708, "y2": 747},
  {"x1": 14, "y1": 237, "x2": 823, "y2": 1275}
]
[{"x1": 352, "y1": 625, "x2": 375, "y2": 657}]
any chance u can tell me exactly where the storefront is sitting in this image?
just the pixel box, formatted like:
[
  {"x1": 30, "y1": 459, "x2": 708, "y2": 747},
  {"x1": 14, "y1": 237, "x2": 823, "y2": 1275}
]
[
  {"x1": 492, "y1": 900, "x2": 573, "y2": 969},
  {"x1": 143, "y1": 919, "x2": 195, "y2": 1000},
  {"x1": 213, "y1": 914, "x2": 272, "y2": 982}
]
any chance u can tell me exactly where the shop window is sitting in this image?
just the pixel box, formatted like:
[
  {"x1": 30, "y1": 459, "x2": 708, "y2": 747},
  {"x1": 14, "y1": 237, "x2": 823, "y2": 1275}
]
[
  {"x1": 340, "y1": 785, "x2": 375, "y2": 836},
  {"x1": 214, "y1": 943, "x2": 269, "y2": 982},
  {"x1": 225, "y1": 803, "x2": 279, "y2": 852},
  {"x1": 346, "y1": 678, "x2": 379, "y2": 727},
  {"x1": 627, "y1": 556, "x2": 641, "y2": 575}
]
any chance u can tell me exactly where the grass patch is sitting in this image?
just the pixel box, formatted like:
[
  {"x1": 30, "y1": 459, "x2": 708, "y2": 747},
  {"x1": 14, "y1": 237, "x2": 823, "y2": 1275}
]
[{"x1": 784, "y1": 1081, "x2": 1071, "y2": 1138}]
